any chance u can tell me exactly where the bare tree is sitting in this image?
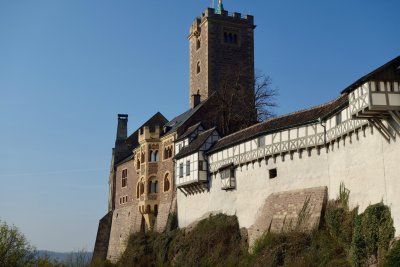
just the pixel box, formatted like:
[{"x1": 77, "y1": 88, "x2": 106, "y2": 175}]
[
  {"x1": 253, "y1": 73, "x2": 278, "y2": 122},
  {"x1": 209, "y1": 70, "x2": 277, "y2": 135}
]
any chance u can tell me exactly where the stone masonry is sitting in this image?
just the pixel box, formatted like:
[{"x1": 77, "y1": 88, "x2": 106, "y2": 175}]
[{"x1": 247, "y1": 186, "x2": 328, "y2": 248}]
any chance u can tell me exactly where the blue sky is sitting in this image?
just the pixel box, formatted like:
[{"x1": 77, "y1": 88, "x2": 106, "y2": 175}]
[{"x1": 0, "y1": 0, "x2": 399, "y2": 252}]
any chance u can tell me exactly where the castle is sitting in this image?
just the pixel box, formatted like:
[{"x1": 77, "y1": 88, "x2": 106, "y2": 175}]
[{"x1": 93, "y1": 3, "x2": 400, "y2": 262}]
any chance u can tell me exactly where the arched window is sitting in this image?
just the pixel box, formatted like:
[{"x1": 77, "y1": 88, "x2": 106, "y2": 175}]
[
  {"x1": 141, "y1": 152, "x2": 145, "y2": 162},
  {"x1": 197, "y1": 61, "x2": 201, "y2": 74},
  {"x1": 140, "y1": 182, "x2": 144, "y2": 195},
  {"x1": 149, "y1": 150, "x2": 153, "y2": 162},
  {"x1": 168, "y1": 147, "x2": 173, "y2": 158},
  {"x1": 154, "y1": 204, "x2": 158, "y2": 215},
  {"x1": 228, "y1": 33, "x2": 233, "y2": 43},
  {"x1": 164, "y1": 173, "x2": 170, "y2": 192},
  {"x1": 233, "y1": 34, "x2": 238, "y2": 44},
  {"x1": 224, "y1": 32, "x2": 228, "y2": 43},
  {"x1": 148, "y1": 176, "x2": 158, "y2": 193},
  {"x1": 164, "y1": 148, "x2": 167, "y2": 160},
  {"x1": 154, "y1": 150, "x2": 158, "y2": 161},
  {"x1": 136, "y1": 157, "x2": 140, "y2": 170},
  {"x1": 136, "y1": 183, "x2": 140, "y2": 198}
]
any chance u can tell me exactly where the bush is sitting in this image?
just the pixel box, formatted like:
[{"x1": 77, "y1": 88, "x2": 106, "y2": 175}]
[
  {"x1": 351, "y1": 202, "x2": 395, "y2": 267},
  {"x1": 385, "y1": 240, "x2": 400, "y2": 267}
]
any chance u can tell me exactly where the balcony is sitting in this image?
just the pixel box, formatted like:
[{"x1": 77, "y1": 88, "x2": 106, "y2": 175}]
[{"x1": 349, "y1": 81, "x2": 400, "y2": 141}]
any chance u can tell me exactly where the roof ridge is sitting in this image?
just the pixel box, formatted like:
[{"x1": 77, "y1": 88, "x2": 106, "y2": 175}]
[{"x1": 217, "y1": 94, "x2": 346, "y2": 142}]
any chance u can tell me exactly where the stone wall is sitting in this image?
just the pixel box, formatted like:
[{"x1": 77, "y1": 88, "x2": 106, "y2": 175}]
[
  {"x1": 247, "y1": 187, "x2": 328, "y2": 247},
  {"x1": 92, "y1": 211, "x2": 113, "y2": 261},
  {"x1": 106, "y1": 139, "x2": 177, "y2": 262}
]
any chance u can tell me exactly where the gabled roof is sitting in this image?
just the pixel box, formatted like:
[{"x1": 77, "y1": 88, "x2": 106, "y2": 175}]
[
  {"x1": 209, "y1": 94, "x2": 348, "y2": 154},
  {"x1": 162, "y1": 101, "x2": 205, "y2": 136},
  {"x1": 341, "y1": 56, "x2": 400, "y2": 94},
  {"x1": 174, "y1": 127, "x2": 217, "y2": 159},
  {"x1": 176, "y1": 122, "x2": 203, "y2": 141}
]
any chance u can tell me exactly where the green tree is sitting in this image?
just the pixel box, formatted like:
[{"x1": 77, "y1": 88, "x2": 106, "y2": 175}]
[{"x1": 0, "y1": 219, "x2": 36, "y2": 267}]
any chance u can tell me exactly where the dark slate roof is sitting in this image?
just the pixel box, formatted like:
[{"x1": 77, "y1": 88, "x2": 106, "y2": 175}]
[
  {"x1": 209, "y1": 94, "x2": 348, "y2": 153},
  {"x1": 115, "y1": 112, "x2": 168, "y2": 165},
  {"x1": 174, "y1": 127, "x2": 217, "y2": 159},
  {"x1": 175, "y1": 122, "x2": 203, "y2": 141},
  {"x1": 162, "y1": 101, "x2": 204, "y2": 136},
  {"x1": 341, "y1": 56, "x2": 400, "y2": 94}
]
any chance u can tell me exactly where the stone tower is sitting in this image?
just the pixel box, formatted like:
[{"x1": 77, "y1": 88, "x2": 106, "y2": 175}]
[{"x1": 188, "y1": 4, "x2": 256, "y2": 109}]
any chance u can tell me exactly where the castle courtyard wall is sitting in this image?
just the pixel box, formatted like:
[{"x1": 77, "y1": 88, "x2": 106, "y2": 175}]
[{"x1": 177, "y1": 125, "x2": 400, "y2": 236}]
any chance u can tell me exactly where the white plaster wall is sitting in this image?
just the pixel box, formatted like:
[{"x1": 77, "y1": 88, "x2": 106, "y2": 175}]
[{"x1": 177, "y1": 126, "x2": 400, "y2": 235}]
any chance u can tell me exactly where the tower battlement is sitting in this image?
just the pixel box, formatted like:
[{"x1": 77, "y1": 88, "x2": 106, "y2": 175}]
[{"x1": 189, "y1": 8, "x2": 254, "y2": 37}]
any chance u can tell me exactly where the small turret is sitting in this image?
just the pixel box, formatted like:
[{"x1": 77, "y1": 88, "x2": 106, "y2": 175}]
[{"x1": 216, "y1": 0, "x2": 224, "y2": 14}]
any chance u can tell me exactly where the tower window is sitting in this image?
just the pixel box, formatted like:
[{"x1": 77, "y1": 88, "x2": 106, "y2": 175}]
[
  {"x1": 196, "y1": 61, "x2": 201, "y2": 74},
  {"x1": 196, "y1": 38, "x2": 201, "y2": 50},
  {"x1": 223, "y1": 31, "x2": 239, "y2": 44}
]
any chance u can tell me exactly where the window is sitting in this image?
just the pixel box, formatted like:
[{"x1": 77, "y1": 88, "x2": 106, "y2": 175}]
[
  {"x1": 179, "y1": 163, "x2": 183, "y2": 178},
  {"x1": 196, "y1": 61, "x2": 201, "y2": 74},
  {"x1": 149, "y1": 150, "x2": 159, "y2": 162},
  {"x1": 140, "y1": 182, "x2": 144, "y2": 195},
  {"x1": 154, "y1": 181, "x2": 158, "y2": 193},
  {"x1": 196, "y1": 38, "x2": 201, "y2": 50},
  {"x1": 269, "y1": 168, "x2": 277, "y2": 179},
  {"x1": 336, "y1": 112, "x2": 342, "y2": 126},
  {"x1": 258, "y1": 136, "x2": 265, "y2": 147},
  {"x1": 122, "y1": 169, "x2": 127, "y2": 187},
  {"x1": 164, "y1": 146, "x2": 172, "y2": 159},
  {"x1": 136, "y1": 183, "x2": 140, "y2": 198},
  {"x1": 186, "y1": 161, "x2": 190, "y2": 176},
  {"x1": 148, "y1": 179, "x2": 158, "y2": 194},
  {"x1": 223, "y1": 31, "x2": 238, "y2": 44},
  {"x1": 220, "y1": 167, "x2": 235, "y2": 190},
  {"x1": 199, "y1": 160, "x2": 204, "y2": 171},
  {"x1": 136, "y1": 157, "x2": 140, "y2": 170},
  {"x1": 164, "y1": 173, "x2": 170, "y2": 192}
]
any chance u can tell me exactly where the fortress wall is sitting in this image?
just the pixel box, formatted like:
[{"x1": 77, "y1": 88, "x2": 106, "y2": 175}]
[
  {"x1": 106, "y1": 205, "x2": 142, "y2": 262},
  {"x1": 177, "y1": 125, "x2": 400, "y2": 236}
]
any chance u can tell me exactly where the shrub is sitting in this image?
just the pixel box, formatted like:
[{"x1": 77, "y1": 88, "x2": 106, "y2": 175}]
[
  {"x1": 385, "y1": 240, "x2": 400, "y2": 267},
  {"x1": 351, "y1": 202, "x2": 395, "y2": 267}
]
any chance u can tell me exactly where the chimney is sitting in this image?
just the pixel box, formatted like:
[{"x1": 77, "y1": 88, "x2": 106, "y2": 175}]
[
  {"x1": 116, "y1": 114, "x2": 128, "y2": 141},
  {"x1": 191, "y1": 92, "x2": 201, "y2": 109}
]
